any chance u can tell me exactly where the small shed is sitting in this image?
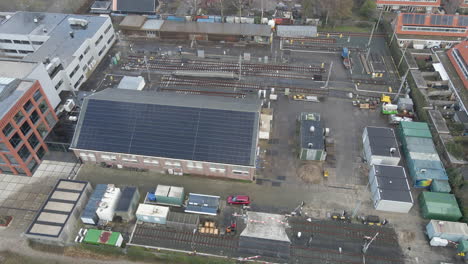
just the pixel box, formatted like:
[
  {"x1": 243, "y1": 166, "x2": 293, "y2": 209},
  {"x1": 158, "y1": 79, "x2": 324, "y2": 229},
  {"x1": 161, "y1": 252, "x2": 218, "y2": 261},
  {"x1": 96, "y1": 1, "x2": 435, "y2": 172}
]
[
  {"x1": 81, "y1": 184, "x2": 108, "y2": 225},
  {"x1": 152, "y1": 185, "x2": 184, "y2": 207},
  {"x1": 185, "y1": 193, "x2": 220, "y2": 216},
  {"x1": 166, "y1": 211, "x2": 200, "y2": 232},
  {"x1": 362, "y1": 127, "x2": 400, "y2": 166},
  {"x1": 115, "y1": 187, "x2": 140, "y2": 222},
  {"x1": 136, "y1": 204, "x2": 169, "y2": 224},
  {"x1": 276, "y1": 25, "x2": 317, "y2": 38},
  {"x1": 83, "y1": 229, "x2": 124, "y2": 247},
  {"x1": 299, "y1": 112, "x2": 326, "y2": 161},
  {"x1": 419, "y1": 192, "x2": 462, "y2": 221},
  {"x1": 426, "y1": 220, "x2": 468, "y2": 242},
  {"x1": 239, "y1": 212, "x2": 291, "y2": 259},
  {"x1": 117, "y1": 76, "x2": 146, "y2": 91},
  {"x1": 430, "y1": 179, "x2": 452, "y2": 193},
  {"x1": 369, "y1": 165, "x2": 413, "y2": 213}
]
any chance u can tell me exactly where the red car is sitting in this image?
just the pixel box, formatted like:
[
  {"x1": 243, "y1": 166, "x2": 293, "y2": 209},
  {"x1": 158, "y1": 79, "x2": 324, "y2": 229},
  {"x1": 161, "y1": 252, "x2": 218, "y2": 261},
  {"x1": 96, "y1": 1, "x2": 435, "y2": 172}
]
[{"x1": 227, "y1": 195, "x2": 250, "y2": 205}]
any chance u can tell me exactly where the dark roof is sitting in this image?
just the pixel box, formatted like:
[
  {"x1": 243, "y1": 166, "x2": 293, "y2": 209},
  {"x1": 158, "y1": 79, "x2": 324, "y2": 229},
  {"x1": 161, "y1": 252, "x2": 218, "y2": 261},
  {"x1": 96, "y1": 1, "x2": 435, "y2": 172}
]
[
  {"x1": 71, "y1": 89, "x2": 260, "y2": 166},
  {"x1": 365, "y1": 127, "x2": 400, "y2": 158},
  {"x1": 160, "y1": 21, "x2": 271, "y2": 37},
  {"x1": 167, "y1": 211, "x2": 199, "y2": 224},
  {"x1": 373, "y1": 165, "x2": 413, "y2": 203},
  {"x1": 455, "y1": 111, "x2": 468, "y2": 124},
  {"x1": 81, "y1": 184, "x2": 108, "y2": 222},
  {"x1": 185, "y1": 193, "x2": 220, "y2": 216},
  {"x1": 0, "y1": 78, "x2": 32, "y2": 120},
  {"x1": 116, "y1": 187, "x2": 138, "y2": 212},
  {"x1": 116, "y1": 0, "x2": 156, "y2": 13},
  {"x1": 300, "y1": 119, "x2": 324, "y2": 150}
]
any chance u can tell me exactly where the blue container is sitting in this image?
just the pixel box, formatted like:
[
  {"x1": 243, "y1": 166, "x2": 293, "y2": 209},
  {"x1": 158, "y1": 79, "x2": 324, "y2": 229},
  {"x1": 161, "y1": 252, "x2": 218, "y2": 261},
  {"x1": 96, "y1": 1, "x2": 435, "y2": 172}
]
[
  {"x1": 167, "y1": 16, "x2": 185, "y2": 22},
  {"x1": 198, "y1": 18, "x2": 215, "y2": 23}
]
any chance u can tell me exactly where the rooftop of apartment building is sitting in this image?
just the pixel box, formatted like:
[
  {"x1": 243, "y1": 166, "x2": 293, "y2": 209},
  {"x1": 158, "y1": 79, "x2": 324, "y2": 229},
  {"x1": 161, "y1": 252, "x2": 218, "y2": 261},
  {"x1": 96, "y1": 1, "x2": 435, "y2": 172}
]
[
  {"x1": 394, "y1": 13, "x2": 468, "y2": 36},
  {"x1": 0, "y1": 77, "x2": 34, "y2": 120},
  {"x1": 0, "y1": 12, "x2": 109, "y2": 68}
]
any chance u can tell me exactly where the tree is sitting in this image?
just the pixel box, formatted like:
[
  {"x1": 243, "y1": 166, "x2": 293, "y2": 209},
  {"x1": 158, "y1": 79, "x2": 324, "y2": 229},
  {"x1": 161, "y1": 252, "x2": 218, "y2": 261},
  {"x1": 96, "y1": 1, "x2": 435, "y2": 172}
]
[{"x1": 360, "y1": 0, "x2": 376, "y2": 18}]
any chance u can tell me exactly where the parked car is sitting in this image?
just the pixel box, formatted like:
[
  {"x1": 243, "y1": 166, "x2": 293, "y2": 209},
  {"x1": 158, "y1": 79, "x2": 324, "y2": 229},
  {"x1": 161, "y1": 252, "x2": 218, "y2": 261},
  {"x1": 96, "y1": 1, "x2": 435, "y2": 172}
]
[{"x1": 227, "y1": 195, "x2": 250, "y2": 205}]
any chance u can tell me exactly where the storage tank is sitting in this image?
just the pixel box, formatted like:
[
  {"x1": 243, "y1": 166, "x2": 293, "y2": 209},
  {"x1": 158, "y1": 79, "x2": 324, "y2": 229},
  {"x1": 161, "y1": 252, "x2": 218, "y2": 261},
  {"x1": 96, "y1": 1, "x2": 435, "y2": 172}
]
[{"x1": 96, "y1": 185, "x2": 121, "y2": 221}]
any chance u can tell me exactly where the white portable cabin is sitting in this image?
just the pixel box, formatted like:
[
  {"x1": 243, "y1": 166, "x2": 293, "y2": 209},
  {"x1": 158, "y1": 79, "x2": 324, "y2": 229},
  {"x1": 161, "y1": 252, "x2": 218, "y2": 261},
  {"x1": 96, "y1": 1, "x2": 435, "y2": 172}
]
[
  {"x1": 363, "y1": 127, "x2": 401, "y2": 166},
  {"x1": 96, "y1": 185, "x2": 121, "y2": 221},
  {"x1": 369, "y1": 165, "x2": 413, "y2": 213},
  {"x1": 136, "y1": 204, "x2": 169, "y2": 224},
  {"x1": 426, "y1": 220, "x2": 468, "y2": 242}
]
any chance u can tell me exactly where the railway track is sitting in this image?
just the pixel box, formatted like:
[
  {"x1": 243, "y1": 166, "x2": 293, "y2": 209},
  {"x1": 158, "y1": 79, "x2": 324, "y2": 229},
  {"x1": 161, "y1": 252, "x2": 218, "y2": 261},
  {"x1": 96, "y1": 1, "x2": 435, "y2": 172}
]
[
  {"x1": 291, "y1": 247, "x2": 404, "y2": 264},
  {"x1": 282, "y1": 44, "x2": 365, "y2": 53}
]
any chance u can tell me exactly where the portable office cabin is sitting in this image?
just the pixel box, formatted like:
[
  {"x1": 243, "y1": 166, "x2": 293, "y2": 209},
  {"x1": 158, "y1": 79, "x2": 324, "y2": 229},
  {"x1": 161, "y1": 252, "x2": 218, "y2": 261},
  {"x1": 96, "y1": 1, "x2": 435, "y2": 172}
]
[
  {"x1": 369, "y1": 165, "x2": 413, "y2": 213},
  {"x1": 426, "y1": 220, "x2": 468, "y2": 242},
  {"x1": 430, "y1": 180, "x2": 452, "y2": 193},
  {"x1": 362, "y1": 127, "x2": 401, "y2": 166},
  {"x1": 403, "y1": 137, "x2": 439, "y2": 161},
  {"x1": 114, "y1": 187, "x2": 140, "y2": 222},
  {"x1": 81, "y1": 184, "x2": 108, "y2": 225},
  {"x1": 299, "y1": 112, "x2": 326, "y2": 161},
  {"x1": 83, "y1": 229, "x2": 123, "y2": 247},
  {"x1": 407, "y1": 158, "x2": 448, "y2": 188},
  {"x1": 136, "y1": 204, "x2": 169, "y2": 224},
  {"x1": 185, "y1": 193, "x2": 220, "y2": 216},
  {"x1": 96, "y1": 186, "x2": 121, "y2": 221},
  {"x1": 153, "y1": 185, "x2": 184, "y2": 207},
  {"x1": 419, "y1": 192, "x2": 462, "y2": 221}
]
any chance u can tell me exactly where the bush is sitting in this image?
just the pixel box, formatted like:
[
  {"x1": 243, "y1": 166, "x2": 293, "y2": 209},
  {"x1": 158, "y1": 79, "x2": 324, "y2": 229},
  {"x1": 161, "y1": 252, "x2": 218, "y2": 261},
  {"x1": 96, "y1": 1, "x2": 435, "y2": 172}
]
[
  {"x1": 359, "y1": 0, "x2": 376, "y2": 18},
  {"x1": 79, "y1": 244, "x2": 124, "y2": 257},
  {"x1": 447, "y1": 167, "x2": 464, "y2": 189},
  {"x1": 127, "y1": 246, "x2": 161, "y2": 262},
  {"x1": 446, "y1": 141, "x2": 464, "y2": 160}
]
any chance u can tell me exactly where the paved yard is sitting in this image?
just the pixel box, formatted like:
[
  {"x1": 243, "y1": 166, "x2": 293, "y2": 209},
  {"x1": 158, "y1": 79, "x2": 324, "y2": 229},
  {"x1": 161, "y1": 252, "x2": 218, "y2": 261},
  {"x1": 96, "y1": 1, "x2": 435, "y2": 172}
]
[{"x1": 0, "y1": 159, "x2": 79, "y2": 238}]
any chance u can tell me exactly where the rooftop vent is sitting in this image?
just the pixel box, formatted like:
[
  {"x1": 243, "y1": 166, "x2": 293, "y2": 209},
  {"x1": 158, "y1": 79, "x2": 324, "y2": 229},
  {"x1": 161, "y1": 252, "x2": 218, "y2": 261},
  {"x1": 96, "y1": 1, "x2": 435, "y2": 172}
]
[
  {"x1": 309, "y1": 126, "x2": 315, "y2": 133},
  {"x1": 390, "y1": 148, "x2": 396, "y2": 154},
  {"x1": 69, "y1": 31, "x2": 74, "y2": 38},
  {"x1": 43, "y1": 28, "x2": 47, "y2": 33},
  {"x1": 68, "y1": 18, "x2": 88, "y2": 28},
  {"x1": 308, "y1": 143, "x2": 313, "y2": 149},
  {"x1": 420, "y1": 169, "x2": 427, "y2": 174},
  {"x1": 33, "y1": 17, "x2": 38, "y2": 23}
]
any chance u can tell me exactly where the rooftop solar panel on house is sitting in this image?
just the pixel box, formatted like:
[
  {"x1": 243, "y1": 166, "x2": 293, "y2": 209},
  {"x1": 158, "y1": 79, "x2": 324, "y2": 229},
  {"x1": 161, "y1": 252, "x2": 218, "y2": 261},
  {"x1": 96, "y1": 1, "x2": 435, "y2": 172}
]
[
  {"x1": 431, "y1": 15, "x2": 453, "y2": 26},
  {"x1": 403, "y1": 14, "x2": 425, "y2": 25},
  {"x1": 458, "y1": 16, "x2": 468, "y2": 27}
]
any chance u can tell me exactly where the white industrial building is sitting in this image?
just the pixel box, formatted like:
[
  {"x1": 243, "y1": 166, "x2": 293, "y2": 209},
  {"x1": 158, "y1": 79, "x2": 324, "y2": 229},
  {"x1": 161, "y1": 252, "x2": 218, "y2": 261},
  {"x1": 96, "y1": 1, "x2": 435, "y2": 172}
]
[
  {"x1": 117, "y1": 76, "x2": 146, "y2": 90},
  {"x1": 96, "y1": 185, "x2": 121, "y2": 221},
  {"x1": 0, "y1": 12, "x2": 115, "y2": 101},
  {"x1": 369, "y1": 165, "x2": 414, "y2": 213},
  {"x1": 363, "y1": 127, "x2": 401, "y2": 166},
  {"x1": 136, "y1": 204, "x2": 169, "y2": 224}
]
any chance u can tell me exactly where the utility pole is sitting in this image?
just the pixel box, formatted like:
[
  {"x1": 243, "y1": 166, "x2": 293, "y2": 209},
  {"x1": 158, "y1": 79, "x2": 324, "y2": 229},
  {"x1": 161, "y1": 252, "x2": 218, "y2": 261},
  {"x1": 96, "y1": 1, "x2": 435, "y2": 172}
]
[
  {"x1": 365, "y1": 22, "x2": 377, "y2": 62},
  {"x1": 220, "y1": 0, "x2": 224, "y2": 22},
  {"x1": 239, "y1": 0, "x2": 242, "y2": 23},
  {"x1": 261, "y1": 0, "x2": 264, "y2": 22},
  {"x1": 362, "y1": 232, "x2": 379, "y2": 254},
  {"x1": 397, "y1": 44, "x2": 408, "y2": 69},
  {"x1": 393, "y1": 68, "x2": 410, "y2": 103},
  {"x1": 143, "y1": 55, "x2": 151, "y2": 83},
  {"x1": 324, "y1": 61, "x2": 333, "y2": 88}
]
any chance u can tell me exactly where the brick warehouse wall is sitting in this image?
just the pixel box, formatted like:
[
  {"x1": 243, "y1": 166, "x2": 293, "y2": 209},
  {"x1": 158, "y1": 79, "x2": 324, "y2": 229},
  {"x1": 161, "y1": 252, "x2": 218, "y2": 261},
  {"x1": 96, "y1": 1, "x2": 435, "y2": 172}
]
[
  {"x1": 0, "y1": 80, "x2": 58, "y2": 176},
  {"x1": 72, "y1": 150, "x2": 255, "y2": 181}
]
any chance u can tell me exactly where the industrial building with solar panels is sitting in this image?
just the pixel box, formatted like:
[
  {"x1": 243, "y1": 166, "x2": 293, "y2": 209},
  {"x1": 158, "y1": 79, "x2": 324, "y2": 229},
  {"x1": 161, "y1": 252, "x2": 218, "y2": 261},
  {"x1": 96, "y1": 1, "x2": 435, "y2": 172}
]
[{"x1": 70, "y1": 89, "x2": 261, "y2": 180}]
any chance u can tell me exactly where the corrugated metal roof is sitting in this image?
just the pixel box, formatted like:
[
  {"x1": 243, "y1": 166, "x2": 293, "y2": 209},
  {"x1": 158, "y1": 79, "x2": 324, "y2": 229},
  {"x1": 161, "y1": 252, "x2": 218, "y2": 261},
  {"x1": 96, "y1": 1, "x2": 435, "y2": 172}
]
[
  {"x1": 277, "y1": 25, "x2": 317, "y2": 38},
  {"x1": 159, "y1": 21, "x2": 271, "y2": 37},
  {"x1": 141, "y1": 19, "x2": 164, "y2": 31},
  {"x1": 185, "y1": 193, "x2": 219, "y2": 216},
  {"x1": 119, "y1": 15, "x2": 147, "y2": 29},
  {"x1": 116, "y1": 0, "x2": 156, "y2": 13}
]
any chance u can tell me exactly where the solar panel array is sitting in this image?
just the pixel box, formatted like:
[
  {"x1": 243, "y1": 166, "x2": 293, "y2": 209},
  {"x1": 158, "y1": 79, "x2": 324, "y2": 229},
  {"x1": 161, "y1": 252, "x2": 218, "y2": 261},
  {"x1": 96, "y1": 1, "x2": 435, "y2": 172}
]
[
  {"x1": 76, "y1": 99, "x2": 257, "y2": 166},
  {"x1": 430, "y1": 15, "x2": 454, "y2": 26},
  {"x1": 402, "y1": 14, "x2": 425, "y2": 25},
  {"x1": 458, "y1": 16, "x2": 468, "y2": 27},
  {"x1": 81, "y1": 184, "x2": 107, "y2": 225}
]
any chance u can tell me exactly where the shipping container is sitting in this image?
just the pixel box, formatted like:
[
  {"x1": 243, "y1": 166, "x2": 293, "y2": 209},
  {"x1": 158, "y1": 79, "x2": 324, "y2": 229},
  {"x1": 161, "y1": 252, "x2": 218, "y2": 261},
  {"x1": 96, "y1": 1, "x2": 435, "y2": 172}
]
[
  {"x1": 419, "y1": 192, "x2": 462, "y2": 221},
  {"x1": 426, "y1": 220, "x2": 468, "y2": 242},
  {"x1": 81, "y1": 184, "x2": 108, "y2": 225},
  {"x1": 136, "y1": 204, "x2": 169, "y2": 224},
  {"x1": 114, "y1": 187, "x2": 140, "y2": 222},
  {"x1": 407, "y1": 158, "x2": 448, "y2": 188},
  {"x1": 166, "y1": 16, "x2": 185, "y2": 22},
  {"x1": 83, "y1": 229, "x2": 123, "y2": 247},
  {"x1": 362, "y1": 127, "x2": 400, "y2": 166},
  {"x1": 146, "y1": 185, "x2": 184, "y2": 207},
  {"x1": 430, "y1": 179, "x2": 452, "y2": 193}
]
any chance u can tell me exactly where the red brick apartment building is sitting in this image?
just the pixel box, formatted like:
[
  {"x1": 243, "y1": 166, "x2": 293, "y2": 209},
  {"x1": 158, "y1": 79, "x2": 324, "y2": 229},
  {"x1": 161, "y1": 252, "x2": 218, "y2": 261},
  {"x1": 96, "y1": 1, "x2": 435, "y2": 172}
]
[
  {"x1": 448, "y1": 41, "x2": 468, "y2": 89},
  {"x1": 377, "y1": 0, "x2": 441, "y2": 12},
  {"x1": 0, "y1": 79, "x2": 58, "y2": 176},
  {"x1": 392, "y1": 13, "x2": 468, "y2": 48}
]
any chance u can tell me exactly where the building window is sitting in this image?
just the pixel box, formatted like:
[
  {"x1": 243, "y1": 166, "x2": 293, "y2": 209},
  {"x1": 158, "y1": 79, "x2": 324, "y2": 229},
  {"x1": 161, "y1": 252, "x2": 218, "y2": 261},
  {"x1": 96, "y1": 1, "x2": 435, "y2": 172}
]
[
  {"x1": 79, "y1": 153, "x2": 96, "y2": 161},
  {"x1": 55, "y1": 80, "x2": 64, "y2": 90},
  {"x1": 0, "y1": 39, "x2": 12, "y2": 43},
  {"x1": 18, "y1": 50, "x2": 33, "y2": 54},
  {"x1": 38, "y1": 100, "x2": 49, "y2": 114},
  {"x1": 0, "y1": 156, "x2": 6, "y2": 164},
  {"x1": 101, "y1": 154, "x2": 117, "y2": 161},
  {"x1": 23, "y1": 100, "x2": 34, "y2": 113},
  {"x1": 0, "y1": 166, "x2": 13, "y2": 173},
  {"x1": 209, "y1": 164, "x2": 226, "y2": 173},
  {"x1": 79, "y1": 54, "x2": 84, "y2": 61},
  {"x1": 1, "y1": 49, "x2": 18, "y2": 53},
  {"x1": 36, "y1": 146, "x2": 46, "y2": 160},
  {"x1": 9, "y1": 133, "x2": 22, "y2": 148},
  {"x1": 4, "y1": 154, "x2": 18, "y2": 165},
  {"x1": 0, "y1": 142, "x2": 8, "y2": 151},
  {"x1": 27, "y1": 159, "x2": 38, "y2": 172},
  {"x1": 187, "y1": 161, "x2": 203, "y2": 169},
  {"x1": 28, "y1": 133, "x2": 40, "y2": 149},
  {"x1": 45, "y1": 112, "x2": 56, "y2": 128},
  {"x1": 13, "y1": 111, "x2": 25, "y2": 124},
  {"x1": 2, "y1": 123, "x2": 14, "y2": 137},
  {"x1": 37, "y1": 123, "x2": 48, "y2": 138},
  {"x1": 30, "y1": 110, "x2": 40, "y2": 124},
  {"x1": 69, "y1": 65, "x2": 79, "y2": 79},
  {"x1": 98, "y1": 45, "x2": 107, "y2": 56},
  {"x1": 18, "y1": 145, "x2": 31, "y2": 161},
  {"x1": 95, "y1": 35, "x2": 104, "y2": 46},
  {"x1": 84, "y1": 46, "x2": 90, "y2": 55},
  {"x1": 143, "y1": 159, "x2": 159, "y2": 165},
  {"x1": 33, "y1": 90, "x2": 43, "y2": 102},
  {"x1": 82, "y1": 64, "x2": 87, "y2": 72},
  {"x1": 31, "y1": 41, "x2": 43, "y2": 45},
  {"x1": 13, "y1": 40, "x2": 30, "y2": 45},
  {"x1": 122, "y1": 156, "x2": 138, "y2": 163},
  {"x1": 15, "y1": 167, "x2": 27, "y2": 175},
  {"x1": 165, "y1": 161, "x2": 181, "y2": 167},
  {"x1": 104, "y1": 24, "x2": 112, "y2": 34},
  {"x1": 20, "y1": 121, "x2": 31, "y2": 136},
  {"x1": 74, "y1": 75, "x2": 84, "y2": 88},
  {"x1": 107, "y1": 34, "x2": 115, "y2": 44}
]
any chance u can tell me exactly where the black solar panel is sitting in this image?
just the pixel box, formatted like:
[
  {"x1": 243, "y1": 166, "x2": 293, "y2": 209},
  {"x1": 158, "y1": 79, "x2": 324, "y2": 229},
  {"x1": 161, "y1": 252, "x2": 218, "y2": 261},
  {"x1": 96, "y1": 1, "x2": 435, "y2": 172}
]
[
  {"x1": 458, "y1": 16, "x2": 468, "y2": 27},
  {"x1": 430, "y1": 15, "x2": 453, "y2": 26},
  {"x1": 75, "y1": 99, "x2": 257, "y2": 166},
  {"x1": 403, "y1": 14, "x2": 425, "y2": 25}
]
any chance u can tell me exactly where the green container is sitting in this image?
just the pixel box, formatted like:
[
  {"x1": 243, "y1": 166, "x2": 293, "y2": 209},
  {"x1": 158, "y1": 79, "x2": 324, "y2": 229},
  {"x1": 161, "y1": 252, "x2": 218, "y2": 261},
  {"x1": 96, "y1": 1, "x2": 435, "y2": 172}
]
[
  {"x1": 430, "y1": 179, "x2": 452, "y2": 193},
  {"x1": 154, "y1": 185, "x2": 184, "y2": 207},
  {"x1": 400, "y1": 121, "x2": 430, "y2": 131},
  {"x1": 419, "y1": 192, "x2": 462, "y2": 221},
  {"x1": 404, "y1": 137, "x2": 437, "y2": 155},
  {"x1": 84, "y1": 229, "x2": 123, "y2": 247},
  {"x1": 400, "y1": 128, "x2": 432, "y2": 139},
  {"x1": 457, "y1": 240, "x2": 468, "y2": 253}
]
